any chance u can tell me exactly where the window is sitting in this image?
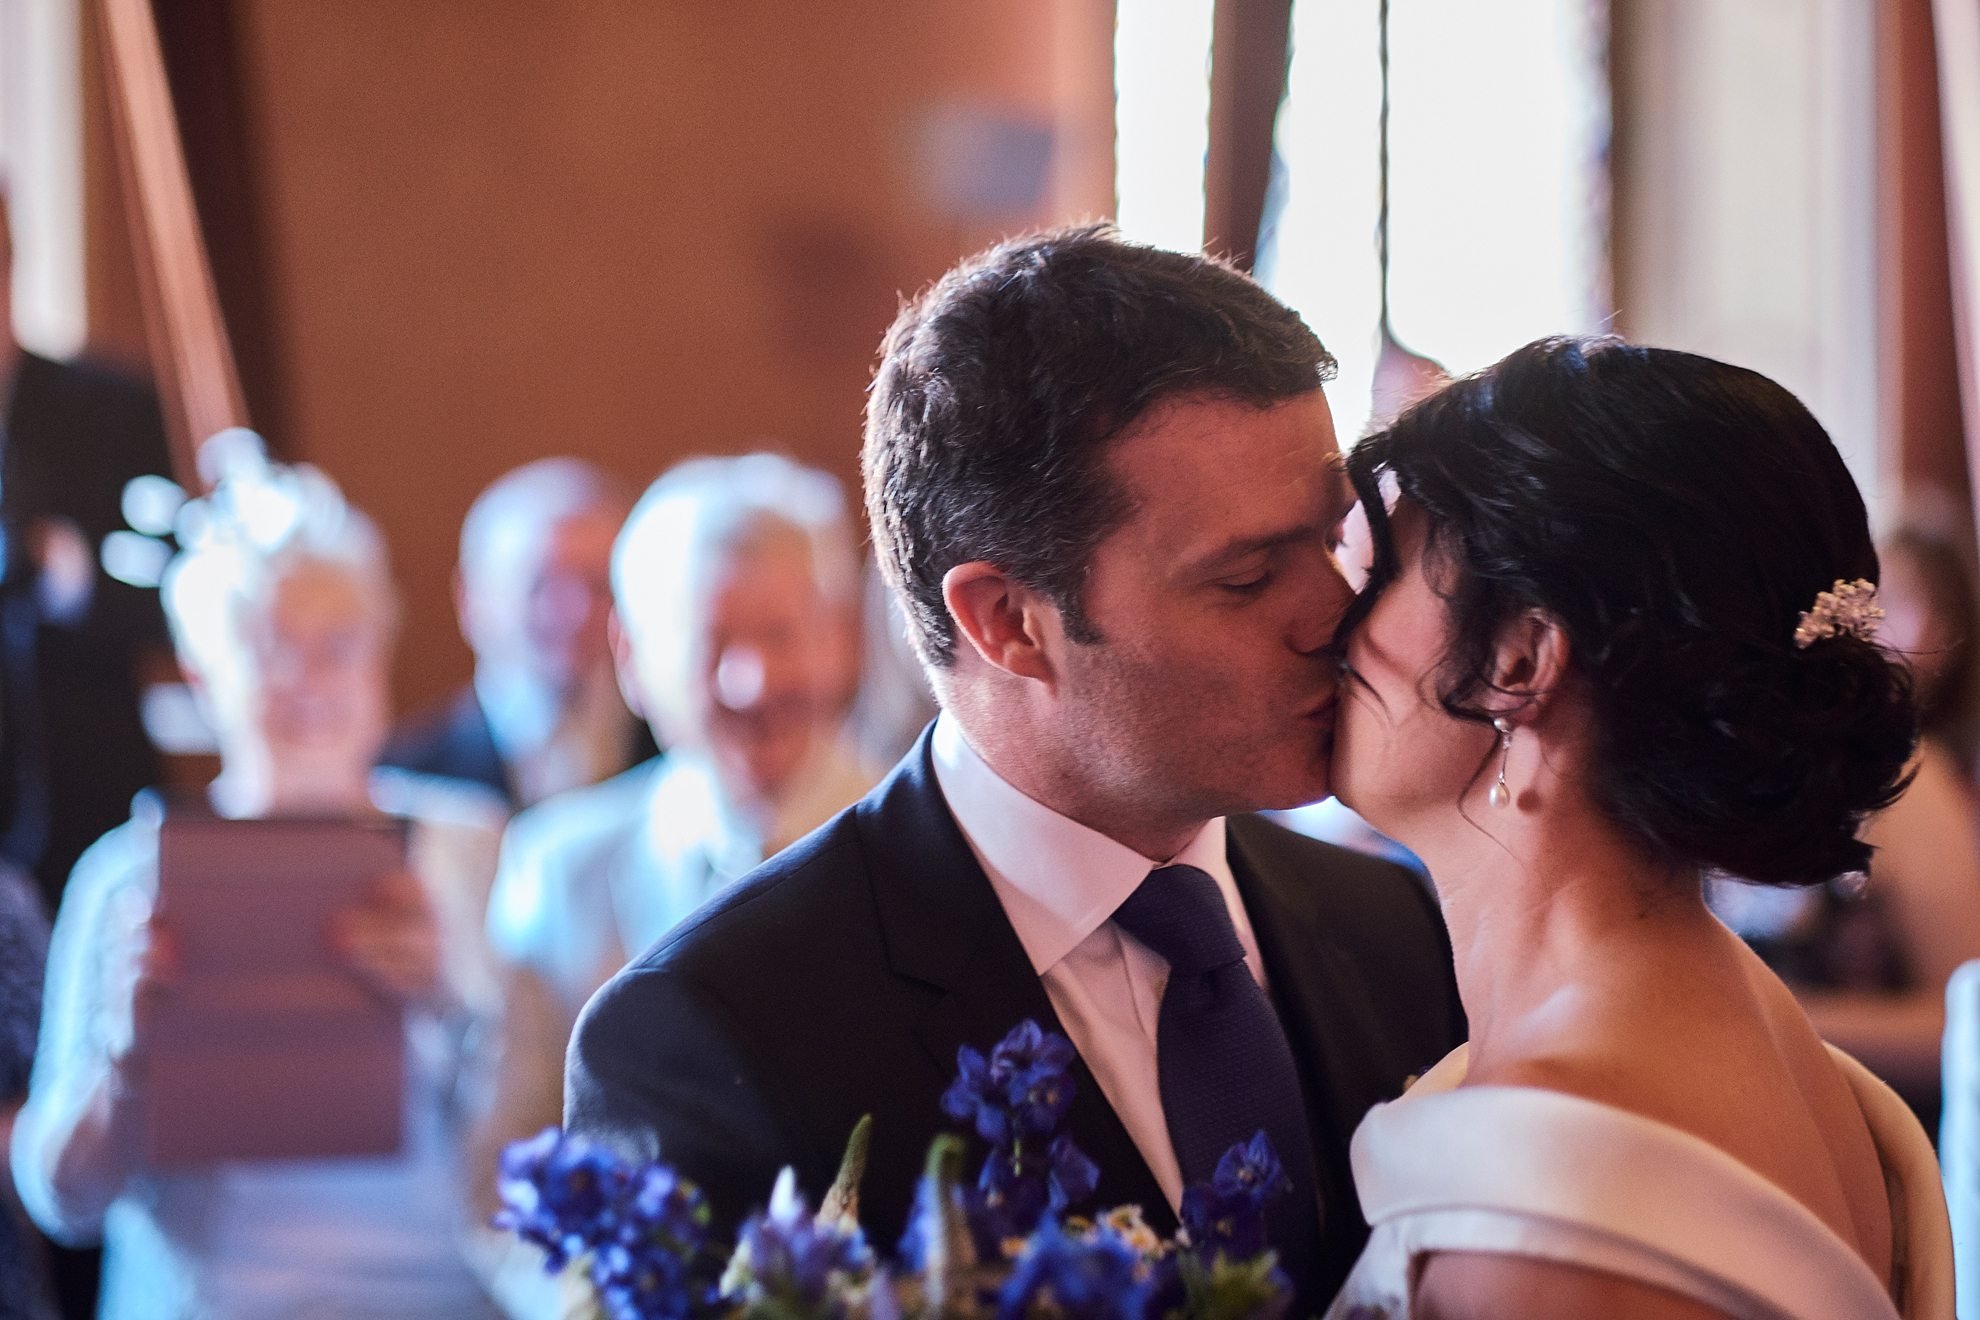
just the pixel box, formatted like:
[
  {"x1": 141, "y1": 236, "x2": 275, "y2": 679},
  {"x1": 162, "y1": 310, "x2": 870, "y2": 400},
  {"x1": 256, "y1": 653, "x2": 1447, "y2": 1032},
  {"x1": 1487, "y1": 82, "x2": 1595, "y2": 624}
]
[
  {"x1": 1113, "y1": 0, "x2": 1217, "y2": 254},
  {"x1": 1113, "y1": 1, "x2": 1613, "y2": 446},
  {"x1": 1262, "y1": 0, "x2": 1611, "y2": 443}
]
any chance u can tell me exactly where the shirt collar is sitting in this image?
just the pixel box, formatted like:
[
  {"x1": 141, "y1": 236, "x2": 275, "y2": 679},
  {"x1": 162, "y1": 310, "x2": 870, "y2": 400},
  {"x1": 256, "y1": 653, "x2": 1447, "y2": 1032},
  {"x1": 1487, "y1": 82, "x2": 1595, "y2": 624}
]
[{"x1": 931, "y1": 713, "x2": 1231, "y2": 974}]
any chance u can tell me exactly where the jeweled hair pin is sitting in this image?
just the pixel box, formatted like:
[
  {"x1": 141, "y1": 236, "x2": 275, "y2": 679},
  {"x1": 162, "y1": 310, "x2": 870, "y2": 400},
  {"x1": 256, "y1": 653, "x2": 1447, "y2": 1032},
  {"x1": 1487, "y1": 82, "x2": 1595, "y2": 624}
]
[{"x1": 1793, "y1": 578, "x2": 1882, "y2": 648}]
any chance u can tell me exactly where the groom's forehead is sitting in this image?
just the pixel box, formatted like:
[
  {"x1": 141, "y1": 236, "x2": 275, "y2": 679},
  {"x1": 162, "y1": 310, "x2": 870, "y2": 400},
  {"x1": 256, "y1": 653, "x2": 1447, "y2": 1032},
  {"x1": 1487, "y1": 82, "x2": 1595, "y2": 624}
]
[
  {"x1": 1102, "y1": 398, "x2": 1347, "y2": 546},
  {"x1": 1104, "y1": 393, "x2": 1343, "y2": 494}
]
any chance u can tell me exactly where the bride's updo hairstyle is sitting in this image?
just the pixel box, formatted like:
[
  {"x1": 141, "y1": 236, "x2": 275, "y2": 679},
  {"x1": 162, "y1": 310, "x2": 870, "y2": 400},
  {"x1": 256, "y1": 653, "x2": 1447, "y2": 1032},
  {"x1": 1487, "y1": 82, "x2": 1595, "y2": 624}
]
[{"x1": 1345, "y1": 337, "x2": 1915, "y2": 888}]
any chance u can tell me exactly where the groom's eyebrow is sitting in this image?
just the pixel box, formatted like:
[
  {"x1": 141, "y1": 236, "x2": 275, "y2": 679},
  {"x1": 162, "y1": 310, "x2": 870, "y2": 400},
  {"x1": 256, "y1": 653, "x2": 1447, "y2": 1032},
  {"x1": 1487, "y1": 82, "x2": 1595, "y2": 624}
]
[
  {"x1": 1186, "y1": 525, "x2": 1320, "y2": 575},
  {"x1": 1184, "y1": 456, "x2": 1354, "y2": 576}
]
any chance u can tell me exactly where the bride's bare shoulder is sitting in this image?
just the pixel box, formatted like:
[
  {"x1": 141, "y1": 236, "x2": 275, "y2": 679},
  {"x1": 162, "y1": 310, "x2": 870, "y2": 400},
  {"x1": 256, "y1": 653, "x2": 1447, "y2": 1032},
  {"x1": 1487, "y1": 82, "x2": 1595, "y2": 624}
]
[{"x1": 1465, "y1": 963, "x2": 1893, "y2": 1288}]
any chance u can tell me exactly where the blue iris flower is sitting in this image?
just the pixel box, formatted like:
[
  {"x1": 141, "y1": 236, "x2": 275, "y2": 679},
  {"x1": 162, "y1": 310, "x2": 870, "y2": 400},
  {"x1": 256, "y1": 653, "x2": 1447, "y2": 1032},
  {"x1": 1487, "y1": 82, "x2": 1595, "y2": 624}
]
[
  {"x1": 995, "y1": 1218, "x2": 1151, "y2": 1320},
  {"x1": 588, "y1": 1165, "x2": 717, "y2": 1318},
  {"x1": 1179, "y1": 1183, "x2": 1267, "y2": 1263},
  {"x1": 942, "y1": 1045, "x2": 1012, "y2": 1145},
  {"x1": 1179, "y1": 1131, "x2": 1290, "y2": 1262},
  {"x1": 1214, "y1": 1131, "x2": 1290, "y2": 1204},
  {"x1": 592, "y1": 1243, "x2": 706, "y2": 1320},
  {"x1": 493, "y1": 1129, "x2": 718, "y2": 1316},
  {"x1": 609, "y1": 1164, "x2": 712, "y2": 1261},
  {"x1": 732, "y1": 1173, "x2": 873, "y2": 1313},
  {"x1": 940, "y1": 1021, "x2": 1103, "y2": 1253},
  {"x1": 492, "y1": 1126, "x2": 631, "y2": 1271},
  {"x1": 1048, "y1": 1133, "x2": 1101, "y2": 1208},
  {"x1": 1009, "y1": 1060, "x2": 1075, "y2": 1136},
  {"x1": 988, "y1": 1020, "x2": 1077, "y2": 1088}
]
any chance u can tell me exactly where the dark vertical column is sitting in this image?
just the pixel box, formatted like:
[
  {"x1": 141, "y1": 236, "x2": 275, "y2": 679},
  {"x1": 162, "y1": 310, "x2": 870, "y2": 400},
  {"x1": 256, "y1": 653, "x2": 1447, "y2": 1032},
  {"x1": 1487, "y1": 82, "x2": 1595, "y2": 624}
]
[
  {"x1": 1879, "y1": 0, "x2": 1969, "y2": 514},
  {"x1": 1203, "y1": 0, "x2": 1293, "y2": 269},
  {"x1": 148, "y1": 0, "x2": 289, "y2": 455}
]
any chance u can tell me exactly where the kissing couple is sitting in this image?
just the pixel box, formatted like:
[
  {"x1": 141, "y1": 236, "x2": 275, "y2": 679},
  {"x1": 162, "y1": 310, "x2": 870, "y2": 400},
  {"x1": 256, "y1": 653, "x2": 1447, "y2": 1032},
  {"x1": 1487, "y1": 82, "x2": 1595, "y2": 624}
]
[{"x1": 569, "y1": 226, "x2": 1953, "y2": 1319}]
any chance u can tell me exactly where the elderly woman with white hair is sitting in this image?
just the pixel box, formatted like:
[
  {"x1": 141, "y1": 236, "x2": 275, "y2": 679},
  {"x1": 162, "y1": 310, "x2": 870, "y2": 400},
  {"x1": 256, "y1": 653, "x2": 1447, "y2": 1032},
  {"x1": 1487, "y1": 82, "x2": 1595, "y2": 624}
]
[
  {"x1": 468, "y1": 453, "x2": 874, "y2": 1305},
  {"x1": 10, "y1": 438, "x2": 502, "y2": 1317}
]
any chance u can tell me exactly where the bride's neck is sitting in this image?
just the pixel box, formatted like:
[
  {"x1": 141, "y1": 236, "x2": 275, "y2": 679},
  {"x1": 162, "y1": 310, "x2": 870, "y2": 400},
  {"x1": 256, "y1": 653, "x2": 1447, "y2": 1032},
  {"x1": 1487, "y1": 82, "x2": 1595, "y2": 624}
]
[{"x1": 1415, "y1": 797, "x2": 1714, "y2": 1067}]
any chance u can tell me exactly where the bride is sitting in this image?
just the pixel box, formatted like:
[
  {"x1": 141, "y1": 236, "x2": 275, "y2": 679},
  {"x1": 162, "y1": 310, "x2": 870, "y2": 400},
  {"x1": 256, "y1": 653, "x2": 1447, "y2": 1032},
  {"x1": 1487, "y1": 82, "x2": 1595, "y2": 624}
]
[{"x1": 1324, "y1": 338, "x2": 1953, "y2": 1319}]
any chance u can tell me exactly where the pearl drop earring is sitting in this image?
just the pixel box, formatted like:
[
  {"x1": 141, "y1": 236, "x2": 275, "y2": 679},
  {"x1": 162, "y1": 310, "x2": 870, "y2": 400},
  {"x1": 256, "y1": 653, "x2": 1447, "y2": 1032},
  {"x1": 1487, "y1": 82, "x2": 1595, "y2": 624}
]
[{"x1": 1489, "y1": 717, "x2": 1514, "y2": 808}]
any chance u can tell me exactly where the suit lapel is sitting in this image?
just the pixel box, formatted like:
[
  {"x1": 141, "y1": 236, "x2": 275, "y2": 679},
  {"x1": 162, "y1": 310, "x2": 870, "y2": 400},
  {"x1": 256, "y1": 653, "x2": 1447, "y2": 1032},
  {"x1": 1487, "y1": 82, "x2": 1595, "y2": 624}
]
[
  {"x1": 1231, "y1": 819, "x2": 1402, "y2": 1125},
  {"x1": 1226, "y1": 818, "x2": 1414, "y2": 1228},
  {"x1": 855, "y1": 731, "x2": 1173, "y2": 1228}
]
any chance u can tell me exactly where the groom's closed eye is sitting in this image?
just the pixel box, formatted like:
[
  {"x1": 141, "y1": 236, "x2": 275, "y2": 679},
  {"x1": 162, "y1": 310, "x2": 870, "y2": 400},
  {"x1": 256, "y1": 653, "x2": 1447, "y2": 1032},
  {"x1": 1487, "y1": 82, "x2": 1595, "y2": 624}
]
[{"x1": 1218, "y1": 569, "x2": 1275, "y2": 596}]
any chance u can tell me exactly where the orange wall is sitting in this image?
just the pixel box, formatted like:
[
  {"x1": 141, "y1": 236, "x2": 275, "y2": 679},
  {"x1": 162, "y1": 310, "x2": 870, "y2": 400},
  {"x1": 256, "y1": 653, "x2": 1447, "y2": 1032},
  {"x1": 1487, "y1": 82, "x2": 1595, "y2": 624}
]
[{"x1": 228, "y1": 0, "x2": 1116, "y2": 711}]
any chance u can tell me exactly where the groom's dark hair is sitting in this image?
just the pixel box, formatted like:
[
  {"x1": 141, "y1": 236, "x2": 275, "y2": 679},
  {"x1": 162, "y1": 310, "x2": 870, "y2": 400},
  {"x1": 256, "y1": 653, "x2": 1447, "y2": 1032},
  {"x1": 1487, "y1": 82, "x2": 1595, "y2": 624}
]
[{"x1": 863, "y1": 224, "x2": 1334, "y2": 668}]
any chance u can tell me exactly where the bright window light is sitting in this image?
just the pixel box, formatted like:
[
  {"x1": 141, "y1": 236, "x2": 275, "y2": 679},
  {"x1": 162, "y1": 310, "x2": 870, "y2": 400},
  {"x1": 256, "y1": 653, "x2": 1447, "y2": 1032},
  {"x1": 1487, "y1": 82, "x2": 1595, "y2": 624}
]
[
  {"x1": 1257, "y1": 0, "x2": 1386, "y2": 446},
  {"x1": 1114, "y1": 0, "x2": 1217, "y2": 253},
  {"x1": 1386, "y1": 2, "x2": 1609, "y2": 370},
  {"x1": 1263, "y1": 0, "x2": 1610, "y2": 443}
]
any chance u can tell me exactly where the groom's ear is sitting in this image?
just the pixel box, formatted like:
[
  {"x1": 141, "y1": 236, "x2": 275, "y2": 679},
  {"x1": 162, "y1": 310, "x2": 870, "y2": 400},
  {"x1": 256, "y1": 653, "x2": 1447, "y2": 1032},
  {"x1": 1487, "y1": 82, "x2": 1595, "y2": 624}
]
[
  {"x1": 942, "y1": 561, "x2": 1059, "y2": 685},
  {"x1": 1485, "y1": 608, "x2": 1570, "y2": 718}
]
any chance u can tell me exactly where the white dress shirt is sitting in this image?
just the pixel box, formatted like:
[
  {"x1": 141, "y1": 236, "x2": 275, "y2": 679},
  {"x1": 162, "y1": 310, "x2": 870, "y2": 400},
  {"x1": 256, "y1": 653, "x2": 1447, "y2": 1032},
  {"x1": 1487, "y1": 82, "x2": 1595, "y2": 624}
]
[{"x1": 930, "y1": 714, "x2": 1267, "y2": 1212}]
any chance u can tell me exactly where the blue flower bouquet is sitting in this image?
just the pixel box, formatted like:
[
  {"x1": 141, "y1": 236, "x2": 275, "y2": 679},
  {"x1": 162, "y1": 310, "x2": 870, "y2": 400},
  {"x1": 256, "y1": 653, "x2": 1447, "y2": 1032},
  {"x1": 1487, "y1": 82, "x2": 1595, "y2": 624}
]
[{"x1": 496, "y1": 1020, "x2": 1294, "y2": 1318}]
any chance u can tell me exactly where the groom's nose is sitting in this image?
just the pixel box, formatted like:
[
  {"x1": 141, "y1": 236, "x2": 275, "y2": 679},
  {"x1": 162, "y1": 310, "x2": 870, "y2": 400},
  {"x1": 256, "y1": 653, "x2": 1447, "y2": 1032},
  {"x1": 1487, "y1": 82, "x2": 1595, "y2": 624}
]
[{"x1": 1286, "y1": 556, "x2": 1356, "y2": 656}]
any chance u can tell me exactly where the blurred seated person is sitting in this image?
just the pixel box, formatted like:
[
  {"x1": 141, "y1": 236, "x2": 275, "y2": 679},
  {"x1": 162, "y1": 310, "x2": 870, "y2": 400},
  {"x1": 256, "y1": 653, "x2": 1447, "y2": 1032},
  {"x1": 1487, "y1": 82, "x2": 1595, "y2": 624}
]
[
  {"x1": 472, "y1": 454, "x2": 873, "y2": 1240},
  {"x1": 1712, "y1": 526, "x2": 1980, "y2": 1121},
  {"x1": 10, "y1": 435, "x2": 502, "y2": 1318},
  {"x1": 381, "y1": 458, "x2": 651, "y2": 811},
  {"x1": 847, "y1": 561, "x2": 939, "y2": 768},
  {"x1": 0, "y1": 863, "x2": 52, "y2": 1319}
]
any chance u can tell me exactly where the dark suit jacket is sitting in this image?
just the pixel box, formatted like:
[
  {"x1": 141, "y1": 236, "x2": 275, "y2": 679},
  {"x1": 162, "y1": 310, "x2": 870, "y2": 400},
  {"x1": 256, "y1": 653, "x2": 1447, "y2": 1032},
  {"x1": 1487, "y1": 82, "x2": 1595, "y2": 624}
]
[
  {"x1": 0, "y1": 352, "x2": 171, "y2": 912},
  {"x1": 379, "y1": 684, "x2": 657, "y2": 811},
  {"x1": 567, "y1": 729, "x2": 1463, "y2": 1304}
]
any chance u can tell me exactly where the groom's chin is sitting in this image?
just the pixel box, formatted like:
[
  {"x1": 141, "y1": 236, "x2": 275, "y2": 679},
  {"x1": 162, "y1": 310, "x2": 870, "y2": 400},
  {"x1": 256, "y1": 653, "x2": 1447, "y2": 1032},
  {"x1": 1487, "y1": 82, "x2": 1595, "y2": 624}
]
[{"x1": 1250, "y1": 750, "x2": 1332, "y2": 813}]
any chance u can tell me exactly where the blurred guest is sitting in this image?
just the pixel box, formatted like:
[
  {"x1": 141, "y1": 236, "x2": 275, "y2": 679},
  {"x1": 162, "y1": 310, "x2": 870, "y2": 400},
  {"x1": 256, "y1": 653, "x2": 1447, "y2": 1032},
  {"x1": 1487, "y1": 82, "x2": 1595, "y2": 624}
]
[
  {"x1": 1882, "y1": 525, "x2": 1980, "y2": 771},
  {"x1": 471, "y1": 455, "x2": 872, "y2": 1272},
  {"x1": 0, "y1": 864, "x2": 52, "y2": 1320},
  {"x1": 11, "y1": 436, "x2": 501, "y2": 1318},
  {"x1": 847, "y1": 560, "x2": 938, "y2": 768},
  {"x1": 0, "y1": 188, "x2": 172, "y2": 918},
  {"x1": 1713, "y1": 525, "x2": 1980, "y2": 1120},
  {"x1": 381, "y1": 458, "x2": 651, "y2": 811}
]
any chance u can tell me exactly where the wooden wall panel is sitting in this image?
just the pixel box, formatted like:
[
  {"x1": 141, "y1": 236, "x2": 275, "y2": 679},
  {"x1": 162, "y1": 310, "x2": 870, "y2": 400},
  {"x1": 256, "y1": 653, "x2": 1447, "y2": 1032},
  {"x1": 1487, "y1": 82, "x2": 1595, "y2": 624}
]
[
  {"x1": 227, "y1": 0, "x2": 1116, "y2": 710},
  {"x1": 1611, "y1": 0, "x2": 1882, "y2": 509}
]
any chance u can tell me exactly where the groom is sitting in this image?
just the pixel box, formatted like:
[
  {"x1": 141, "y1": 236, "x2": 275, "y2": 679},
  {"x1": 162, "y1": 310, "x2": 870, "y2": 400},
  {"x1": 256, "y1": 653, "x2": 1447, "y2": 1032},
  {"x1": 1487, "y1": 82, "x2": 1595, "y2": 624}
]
[{"x1": 565, "y1": 225, "x2": 1462, "y2": 1305}]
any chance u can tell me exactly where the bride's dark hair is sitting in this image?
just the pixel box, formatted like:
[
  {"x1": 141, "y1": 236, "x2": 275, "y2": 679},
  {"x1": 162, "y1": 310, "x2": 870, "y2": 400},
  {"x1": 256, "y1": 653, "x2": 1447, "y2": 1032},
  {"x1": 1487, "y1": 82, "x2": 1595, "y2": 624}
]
[{"x1": 1343, "y1": 337, "x2": 1915, "y2": 888}]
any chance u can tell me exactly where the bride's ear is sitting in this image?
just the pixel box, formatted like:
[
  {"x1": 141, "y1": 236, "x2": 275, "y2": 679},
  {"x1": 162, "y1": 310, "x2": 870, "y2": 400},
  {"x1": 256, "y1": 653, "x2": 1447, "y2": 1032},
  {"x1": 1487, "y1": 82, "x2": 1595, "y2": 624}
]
[{"x1": 1485, "y1": 609, "x2": 1570, "y2": 720}]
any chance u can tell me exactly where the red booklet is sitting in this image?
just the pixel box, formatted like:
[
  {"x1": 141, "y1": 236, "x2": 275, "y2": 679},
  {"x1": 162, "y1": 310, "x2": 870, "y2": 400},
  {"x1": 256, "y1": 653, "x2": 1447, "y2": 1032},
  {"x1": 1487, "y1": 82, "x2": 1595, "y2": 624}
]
[{"x1": 140, "y1": 810, "x2": 409, "y2": 1167}]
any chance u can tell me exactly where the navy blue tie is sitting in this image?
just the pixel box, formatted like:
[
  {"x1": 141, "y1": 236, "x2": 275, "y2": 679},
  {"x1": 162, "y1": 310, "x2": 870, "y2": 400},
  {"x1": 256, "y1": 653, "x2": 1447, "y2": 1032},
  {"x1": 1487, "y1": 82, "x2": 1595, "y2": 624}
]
[{"x1": 1111, "y1": 865, "x2": 1324, "y2": 1278}]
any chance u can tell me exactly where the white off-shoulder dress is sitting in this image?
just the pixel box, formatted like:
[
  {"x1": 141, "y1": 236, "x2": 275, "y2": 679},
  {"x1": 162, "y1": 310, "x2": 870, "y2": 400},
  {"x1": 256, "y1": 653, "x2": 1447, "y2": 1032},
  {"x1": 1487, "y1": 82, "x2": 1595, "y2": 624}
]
[{"x1": 1326, "y1": 1045, "x2": 1954, "y2": 1320}]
